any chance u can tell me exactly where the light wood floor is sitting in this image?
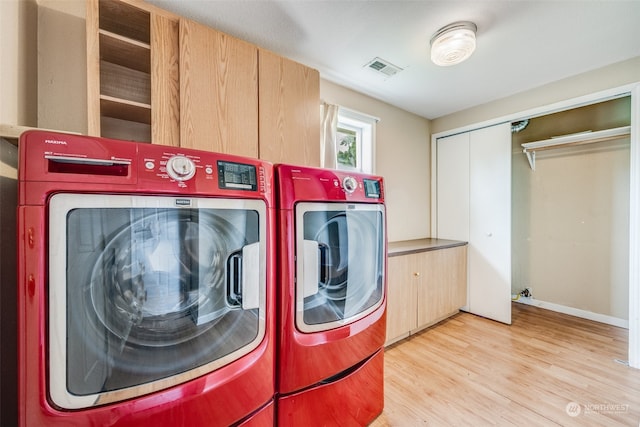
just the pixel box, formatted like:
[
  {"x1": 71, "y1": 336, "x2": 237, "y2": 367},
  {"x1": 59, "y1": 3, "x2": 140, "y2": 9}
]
[{"x1": 370, "y1": 303, "x2": 640, "y2": 426}]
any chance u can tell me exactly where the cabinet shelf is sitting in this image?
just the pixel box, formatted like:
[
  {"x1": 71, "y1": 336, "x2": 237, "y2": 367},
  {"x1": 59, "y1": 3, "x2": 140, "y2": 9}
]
[
  {"x1": 99, "y1": 30, "x2": 150, "y2": 73},
  {"x1": 99, "y1": 94, "x2": 151, "y2": 143},
  {"x1": 100, "y1": 95, "x2": 151, "y2": 124},
  {"x1": 100, "y1": 60, "x2": 151, "y2": 105},
  {"x1": 101, "y1": 116, "x2": 151, "y2": 143},
  {"x1": 99, "y1": 0, "x2": 150, "y2": 43}
]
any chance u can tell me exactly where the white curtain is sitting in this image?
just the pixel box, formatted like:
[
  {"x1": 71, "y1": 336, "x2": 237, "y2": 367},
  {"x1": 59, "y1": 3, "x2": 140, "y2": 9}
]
[{"x1": 320, "y1": 103, "x2": 338, "y2": 169}]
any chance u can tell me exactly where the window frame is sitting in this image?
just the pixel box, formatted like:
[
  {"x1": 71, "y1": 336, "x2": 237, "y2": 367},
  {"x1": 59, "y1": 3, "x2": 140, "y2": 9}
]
[{"x1": 336, "y1": 108, "x2": 377, "y2": 174}]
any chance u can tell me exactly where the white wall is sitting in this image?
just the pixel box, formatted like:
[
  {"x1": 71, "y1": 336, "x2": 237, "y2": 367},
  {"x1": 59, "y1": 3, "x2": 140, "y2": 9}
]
[
  {"x1": 0, "y1": 0, "x2": 37, "y2": 128},
  {"x1": 37, "y1": 0, "x2": 87, "y2": 134},
  {"x1": 321, "y1": 79, "x2": 431, "y2": 242},
  {"x1": 432, "y1": 56, "x2": 640, "y2": 135},
  {"x1": 0, "y1": 0, "x2": 84, "y2": 133}
]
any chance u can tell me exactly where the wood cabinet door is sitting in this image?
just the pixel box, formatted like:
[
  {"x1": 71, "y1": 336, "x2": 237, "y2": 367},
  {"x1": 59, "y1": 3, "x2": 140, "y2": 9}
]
[
  {"x1": 258, "y1": 49, "x2": 320, "y2": 166},
  {"x1": 449, "y1": 245, "x2": 468, "y2": 311},
  {"x1": 151, "y1": 13, "x2": 179, "y2": 147},
  {"x1": 385, "y1": 255, "x2": 418, "y2": 345},
  {"x1": 180, "y1": 19, "x2": 258, "y2": 157},
  {"x1": 416, "y1": 246, "x2": 467, "y2": 328}
]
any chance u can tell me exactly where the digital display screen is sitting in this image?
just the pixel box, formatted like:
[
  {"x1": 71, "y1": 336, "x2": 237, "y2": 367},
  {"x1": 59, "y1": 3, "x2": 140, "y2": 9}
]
[
  {"x1": 363, "y1": 178, "x2": 381, "y2": 198},
  {"x1": 217, "y1": 161, "x2": 257, "y2": 191}
]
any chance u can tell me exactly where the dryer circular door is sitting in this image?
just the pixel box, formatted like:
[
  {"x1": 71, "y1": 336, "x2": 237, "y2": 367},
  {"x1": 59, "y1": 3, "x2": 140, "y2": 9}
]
[
  {"x1": 48, "y1": 194, "x2": 268, "y2": 409},
  {"x1": 295, "y1": 202, "x2": 385, "y2": 332}
]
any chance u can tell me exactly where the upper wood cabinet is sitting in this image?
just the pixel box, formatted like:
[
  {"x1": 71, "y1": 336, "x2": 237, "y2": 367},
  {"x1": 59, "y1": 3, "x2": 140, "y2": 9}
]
[
  {"x1": 86, "y1": 0, "x2": 320, "y2": 159},
  {"x1": 179, "y1": 19, "x2": 259, "y2": 157},
  {"x1": 258, "y1": 49, "x2": 320, "y2": 167},
  {"x1": 86, "y1": 0, "x2": 179, "y2": 146}
]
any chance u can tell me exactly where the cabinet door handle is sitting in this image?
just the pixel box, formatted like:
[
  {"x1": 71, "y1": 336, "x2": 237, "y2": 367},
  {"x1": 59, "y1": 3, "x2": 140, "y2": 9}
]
[{"x1": 413, "y1": 272, "x2": 421, "y2": 277}]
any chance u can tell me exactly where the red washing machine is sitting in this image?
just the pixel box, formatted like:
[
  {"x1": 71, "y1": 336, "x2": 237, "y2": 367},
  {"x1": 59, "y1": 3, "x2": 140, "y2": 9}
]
[
  {"x1": 275, "y1": 164, "x2": 387, "y2": 426},
  {"x1": 17, "y1": 131, "x2": 275, "y2": 426}
]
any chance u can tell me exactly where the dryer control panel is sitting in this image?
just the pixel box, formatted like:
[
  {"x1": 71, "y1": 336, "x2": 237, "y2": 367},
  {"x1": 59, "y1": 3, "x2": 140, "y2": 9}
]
[{"x1": 276, "y1": 164, "x2": 384, "y2": 206}]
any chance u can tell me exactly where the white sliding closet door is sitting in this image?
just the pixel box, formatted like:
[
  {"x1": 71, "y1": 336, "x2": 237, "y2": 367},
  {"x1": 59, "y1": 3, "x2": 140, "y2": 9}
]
[
  {"x1": 469, "y1": 123, "x2": 511, "y2": 324},
  {"x1": 436, "y1": 132, "x2": 469, "y2": 242},
  {"x1": 436, "y1": 132, "x2": 470, "y2": 311},
  {"x1": 435, "y1": 123, "x2": 511, "y2": 324}
]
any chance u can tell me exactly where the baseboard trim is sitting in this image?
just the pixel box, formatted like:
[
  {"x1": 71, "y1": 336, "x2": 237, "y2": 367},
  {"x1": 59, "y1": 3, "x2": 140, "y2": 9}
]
[{"x1": 513, "y1": 297, "x2": 629, "y2": 329}]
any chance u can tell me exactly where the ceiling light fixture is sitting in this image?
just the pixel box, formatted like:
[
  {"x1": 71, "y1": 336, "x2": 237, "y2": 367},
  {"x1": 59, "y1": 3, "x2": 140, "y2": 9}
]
[{"x1": 430, "y1": 21, "x2": 477, "y2": 66}]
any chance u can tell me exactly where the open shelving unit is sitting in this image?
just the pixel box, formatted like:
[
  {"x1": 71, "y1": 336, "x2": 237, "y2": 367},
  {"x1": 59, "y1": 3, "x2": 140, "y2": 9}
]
[
  {"x1": 88, "y1": 0, "x2": 152, "y2": 142},
  {"x1": 521, "y1": 125, "x2": 631, "y2": 170}
]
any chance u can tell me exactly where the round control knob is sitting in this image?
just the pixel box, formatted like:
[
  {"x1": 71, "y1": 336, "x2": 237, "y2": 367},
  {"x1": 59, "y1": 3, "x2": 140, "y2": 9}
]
[
  {"x1": 166, "y1": 155, "x2": 196, "y2": 181},
  {"x1": 342, "y1": 176, "x2": 358, "y2": 193}
]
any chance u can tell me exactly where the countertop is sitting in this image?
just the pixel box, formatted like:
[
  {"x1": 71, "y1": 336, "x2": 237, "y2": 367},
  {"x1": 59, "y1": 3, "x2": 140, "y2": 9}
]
[
  {"x1": 388, "y1": 238, "x2": 467, "y2": 257},
  {"x1": 0, "y1": 124, "x2": 81, "y2": 145}
]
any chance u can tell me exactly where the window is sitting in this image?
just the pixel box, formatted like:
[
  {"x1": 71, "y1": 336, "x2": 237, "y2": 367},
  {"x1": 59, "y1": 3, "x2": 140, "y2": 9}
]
[{"x1": 336, "y1": 108, "x2": 377, "y2": 173}]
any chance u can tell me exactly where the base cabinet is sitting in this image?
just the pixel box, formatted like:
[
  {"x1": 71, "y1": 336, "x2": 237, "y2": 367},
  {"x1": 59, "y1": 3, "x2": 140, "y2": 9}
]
[
  {"x1": 385, "y1": 244, "x2": 467, "y2": 346},
  {"x1": 385, "y1": 254, "x2": 419, "y2": 343}
]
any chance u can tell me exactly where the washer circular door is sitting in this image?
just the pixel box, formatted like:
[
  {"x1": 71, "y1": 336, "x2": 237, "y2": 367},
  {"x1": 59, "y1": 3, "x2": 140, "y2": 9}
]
[{"x1": 48, "y1": 194, "x2": 267, "y2": 409}]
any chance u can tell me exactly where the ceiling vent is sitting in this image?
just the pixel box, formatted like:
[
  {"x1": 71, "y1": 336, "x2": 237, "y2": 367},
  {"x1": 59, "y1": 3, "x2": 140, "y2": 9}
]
[{"x1": 365, "y1": 57, "x2": 403, "y2": 77}]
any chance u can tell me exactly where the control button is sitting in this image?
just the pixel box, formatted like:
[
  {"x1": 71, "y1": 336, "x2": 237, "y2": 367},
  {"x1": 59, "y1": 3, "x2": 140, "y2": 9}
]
[
  {"x1": 166, "y1": 155, "x2": 196, "y2": 181},
  {"x1": 145, "y1": 161, "x2": 155, "y2": 170},
  {"x1": 343, "y1": 176, "x2": 358, "y2": 193},
  {"x1": 205, "y1": 166, "x2": 213, "y2": 174}
]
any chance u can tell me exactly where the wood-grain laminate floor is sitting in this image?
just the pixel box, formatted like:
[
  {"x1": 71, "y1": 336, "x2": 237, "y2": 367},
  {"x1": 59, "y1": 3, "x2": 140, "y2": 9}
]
[{"x1": 370, "y1": 302, "x2": 640, "y2": 426}]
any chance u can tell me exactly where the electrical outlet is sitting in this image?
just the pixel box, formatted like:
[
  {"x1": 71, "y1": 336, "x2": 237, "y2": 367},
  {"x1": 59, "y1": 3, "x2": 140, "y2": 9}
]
[{"x1": 520, "y1": 287, "x2": 532, "y2": 298}]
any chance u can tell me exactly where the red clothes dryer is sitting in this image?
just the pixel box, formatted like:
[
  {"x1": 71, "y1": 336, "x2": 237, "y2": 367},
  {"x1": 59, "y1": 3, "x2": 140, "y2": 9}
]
[
  {"x1": 275, "y1": 164, "x2": 386, "y2": 426},
  {"x1": 17, "y1": 131, "x2": 275, "y2": 426}
]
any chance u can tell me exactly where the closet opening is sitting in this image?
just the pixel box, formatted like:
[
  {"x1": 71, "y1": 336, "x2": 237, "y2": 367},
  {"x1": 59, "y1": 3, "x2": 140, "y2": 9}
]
[{"x1": 511, "y1": 96, "x2": 631, "y2": 329}]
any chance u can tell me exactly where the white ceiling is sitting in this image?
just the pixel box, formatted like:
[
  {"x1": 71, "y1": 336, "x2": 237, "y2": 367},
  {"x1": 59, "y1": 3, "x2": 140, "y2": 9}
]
[{"x1": 148, "y1": 0, "x2": 640, "y2": 120}]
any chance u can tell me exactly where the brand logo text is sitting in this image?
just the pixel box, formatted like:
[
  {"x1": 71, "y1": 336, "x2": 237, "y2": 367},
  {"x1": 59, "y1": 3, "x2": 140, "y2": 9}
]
[{"x1": 44, "y1": 139, "x2": 68, "y2": 145}]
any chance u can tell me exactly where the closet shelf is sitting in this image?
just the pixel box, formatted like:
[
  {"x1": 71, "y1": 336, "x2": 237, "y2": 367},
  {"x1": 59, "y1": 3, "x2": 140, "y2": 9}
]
[{"x1": 521, "y1": 125, "x2": 631, "y2": 170}]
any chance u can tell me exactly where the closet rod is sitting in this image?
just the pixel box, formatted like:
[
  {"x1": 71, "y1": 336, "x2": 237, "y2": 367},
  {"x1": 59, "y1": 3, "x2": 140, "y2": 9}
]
[{"x1": 521, "y1": 125, "x2": 630, "y2": 170}]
